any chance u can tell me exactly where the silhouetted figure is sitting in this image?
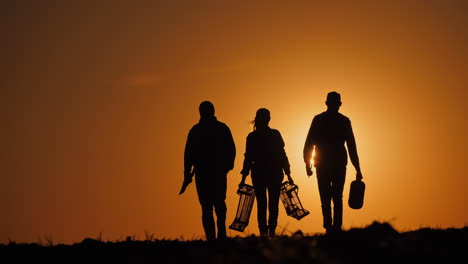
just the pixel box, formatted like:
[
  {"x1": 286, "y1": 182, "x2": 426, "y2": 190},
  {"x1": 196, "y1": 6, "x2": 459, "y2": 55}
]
[
  {"x1": 184, "y1": 101, "x2": 236, "y2": 240},
  {"x1": 240, "y1": 108, "x2": 294, "y2": 237},
  {"x1": 303, "y1": 91, "x2": 363, "y2": 234}
]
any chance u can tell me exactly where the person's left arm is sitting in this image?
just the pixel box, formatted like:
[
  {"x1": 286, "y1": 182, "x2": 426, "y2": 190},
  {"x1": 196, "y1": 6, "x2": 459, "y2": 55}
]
[
  {"x1": 224, "y1": 125, "x2": 236, "y2": 172},
  {"x1": 346, "y1": 119, "x2": 363, "y2": 180},
  {"x1": 277, "y1": 131, "x2": 294, "y2": 185}
]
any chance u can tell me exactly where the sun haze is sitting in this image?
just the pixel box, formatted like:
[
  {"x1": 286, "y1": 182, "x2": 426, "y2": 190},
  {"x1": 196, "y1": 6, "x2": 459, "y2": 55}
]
[{"x1": 2, "y1": 0, "x2": 467, "y2": 244}]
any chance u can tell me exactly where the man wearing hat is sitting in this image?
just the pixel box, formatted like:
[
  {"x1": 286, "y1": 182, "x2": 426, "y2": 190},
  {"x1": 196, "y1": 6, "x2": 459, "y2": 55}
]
[{"x1": 303, "y1": 91, "x2": 363, "y2": 234}]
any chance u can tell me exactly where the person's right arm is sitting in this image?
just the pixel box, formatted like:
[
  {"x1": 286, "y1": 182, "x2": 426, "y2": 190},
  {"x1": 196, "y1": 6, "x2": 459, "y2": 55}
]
[
  {"x1": 223, "y1": 124, "x2": 236, "y2": 172},
  {"x1": 184, "y1": 128, "x2": 195, "y2": 182}
]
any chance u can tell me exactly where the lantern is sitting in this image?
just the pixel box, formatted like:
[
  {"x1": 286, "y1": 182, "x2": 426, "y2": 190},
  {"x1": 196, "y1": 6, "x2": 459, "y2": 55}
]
[
  {"x1": 280, "y1": 181, "x2": 310, "y2": 220},
  {"x1": 229, "y1": 184, "x2": 255, "y2": 232}
]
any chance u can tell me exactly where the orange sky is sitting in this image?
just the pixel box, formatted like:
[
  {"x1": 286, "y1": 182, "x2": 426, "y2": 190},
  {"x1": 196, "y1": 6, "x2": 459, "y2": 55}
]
[{"x1": 2, "y1": 0, "x2": 467, "y2": 244}]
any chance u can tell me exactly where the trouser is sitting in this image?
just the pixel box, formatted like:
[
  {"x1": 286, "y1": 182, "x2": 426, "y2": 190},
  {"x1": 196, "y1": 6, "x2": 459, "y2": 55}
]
[
  {"x1": 316, "y1": 166, "x2": 346, "y2": 231},
  {"x1": 195, "y1": 172, "x2": 227, "y2": 240},
  {"x1": 252, "y1": 174, "x2": 282, "y2": 236}
]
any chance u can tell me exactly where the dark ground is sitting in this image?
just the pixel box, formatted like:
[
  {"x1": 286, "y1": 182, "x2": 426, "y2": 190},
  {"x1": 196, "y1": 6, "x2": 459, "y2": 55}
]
[{"x1": 2, "y1": 222, "x2": 467, "y2": 264}]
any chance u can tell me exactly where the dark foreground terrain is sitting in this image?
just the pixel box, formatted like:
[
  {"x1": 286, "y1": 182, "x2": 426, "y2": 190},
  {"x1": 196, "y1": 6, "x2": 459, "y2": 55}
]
[{"x1": 2, "y1": 222, "x2": 467, "y2": 264}]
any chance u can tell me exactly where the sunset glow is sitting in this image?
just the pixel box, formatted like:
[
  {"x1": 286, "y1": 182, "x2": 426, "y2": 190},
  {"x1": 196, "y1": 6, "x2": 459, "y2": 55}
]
[{"x1": 2, "y1": 0, "x2": 467, "y2": 244}]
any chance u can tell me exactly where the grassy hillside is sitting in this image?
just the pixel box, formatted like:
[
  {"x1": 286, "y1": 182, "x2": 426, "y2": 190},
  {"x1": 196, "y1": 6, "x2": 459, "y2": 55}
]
[{"x1": 2, "y1": 222, "x2": 466, "y2": 264}]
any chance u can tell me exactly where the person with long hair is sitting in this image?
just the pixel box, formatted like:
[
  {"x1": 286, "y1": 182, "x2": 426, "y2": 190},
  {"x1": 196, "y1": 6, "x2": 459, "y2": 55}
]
[{"x1": 239, "y1": 108, "x2": 293, "y2": 237}]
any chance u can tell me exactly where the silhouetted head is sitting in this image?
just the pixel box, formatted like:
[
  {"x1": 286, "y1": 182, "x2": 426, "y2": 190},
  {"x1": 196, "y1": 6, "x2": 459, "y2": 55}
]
[
  {"x1": 326, "y1": 91, "x2": 342, "y2": 112},
  {"x1": 199, "y1": 101, "x2": 215, "y2": 119},
  {"x1": 254, "y1": 108, "x2": 270, "y2": 130}
]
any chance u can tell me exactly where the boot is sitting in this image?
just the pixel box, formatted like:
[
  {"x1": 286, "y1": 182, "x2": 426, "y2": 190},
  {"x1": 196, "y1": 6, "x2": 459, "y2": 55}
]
[
  {"x1": 259, "y1": 226, "x2": 268, "y2": 237},
  {"x1": 268, "y1": 225, "x2": 276, "y2": 237}
]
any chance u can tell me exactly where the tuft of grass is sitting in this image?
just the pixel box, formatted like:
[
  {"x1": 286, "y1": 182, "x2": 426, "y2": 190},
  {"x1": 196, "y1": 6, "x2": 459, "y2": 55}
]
[
  {"x1": 7, "y1": 237, "x2": 16, "y2": 245},
  {"x1": 144, "y1": 230, "x2": 154, "y2": 241},
  {"x1": 43, "y1": 234, "x2": 54, "y2": 247},
  {"x1": 278, "y1": 223, "x2": 291, "y2": 236},
  {"x1": 96, "y1": 232, "x2": 103, "y2": 242}
]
